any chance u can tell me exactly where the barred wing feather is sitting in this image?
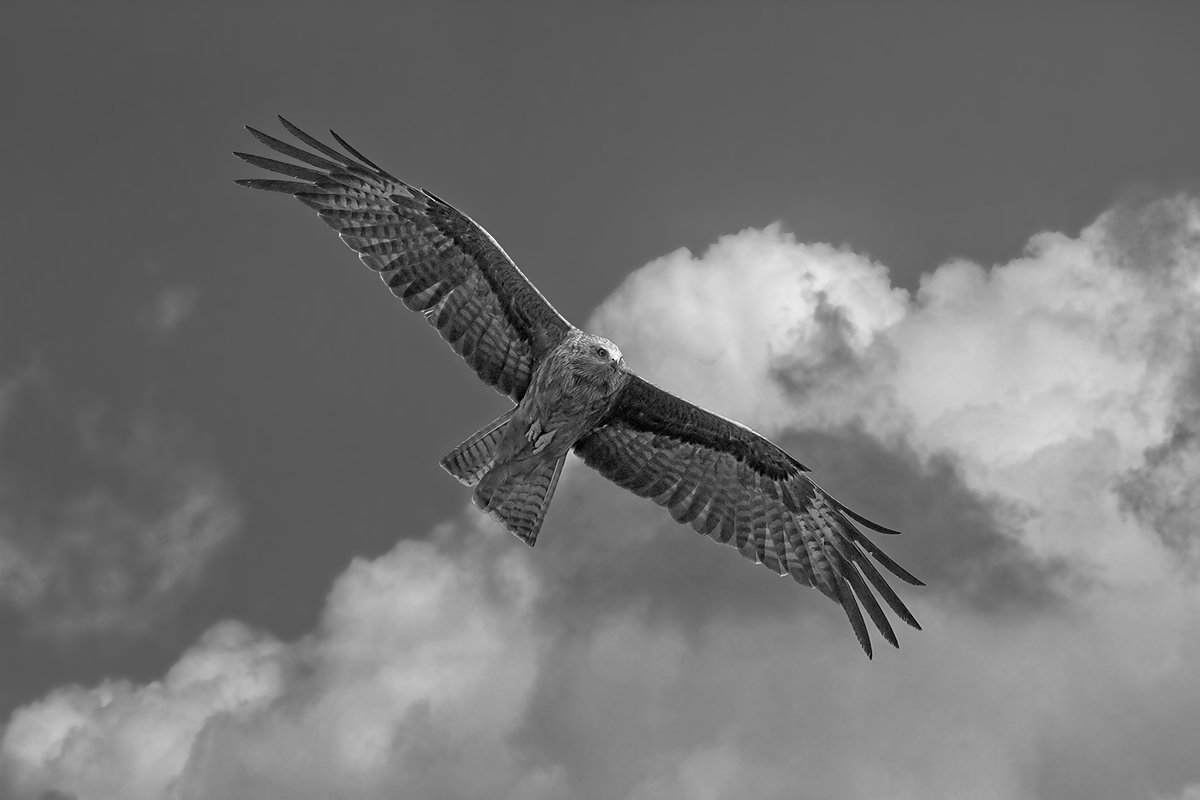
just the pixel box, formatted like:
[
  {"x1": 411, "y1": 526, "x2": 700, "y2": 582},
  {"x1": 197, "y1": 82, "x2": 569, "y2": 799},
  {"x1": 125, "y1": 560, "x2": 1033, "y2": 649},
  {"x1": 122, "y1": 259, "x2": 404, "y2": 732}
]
[
  {"x1": 574, "y1": 374, "x2": 923, "y2": 658},
  {"x1": 234, "y1": 117, "x2": 572, "y2": 402}
]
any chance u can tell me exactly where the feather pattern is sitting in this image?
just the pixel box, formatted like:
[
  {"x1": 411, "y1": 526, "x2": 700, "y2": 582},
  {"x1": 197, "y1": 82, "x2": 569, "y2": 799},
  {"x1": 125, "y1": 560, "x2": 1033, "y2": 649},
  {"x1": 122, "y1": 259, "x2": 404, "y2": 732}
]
[
  {"x1": 574, "y1": 374, "x2": 923, "y2": 658},
  {"x1": 473, "y1": 455, "x2": 567, "y2": 547},
  {"x1": 235, "y1": 118, "x2": 572, "y2": 402}
]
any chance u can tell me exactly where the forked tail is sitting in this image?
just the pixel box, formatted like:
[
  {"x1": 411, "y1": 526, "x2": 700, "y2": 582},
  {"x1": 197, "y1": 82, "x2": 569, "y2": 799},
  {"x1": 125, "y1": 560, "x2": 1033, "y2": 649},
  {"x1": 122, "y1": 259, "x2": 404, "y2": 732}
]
[
  {"x1": 472, "y1": 454, "x2": 566, "y2": 546},
  {"x1": 439, "y1": 409, "x2": 516, "y2": 486}
]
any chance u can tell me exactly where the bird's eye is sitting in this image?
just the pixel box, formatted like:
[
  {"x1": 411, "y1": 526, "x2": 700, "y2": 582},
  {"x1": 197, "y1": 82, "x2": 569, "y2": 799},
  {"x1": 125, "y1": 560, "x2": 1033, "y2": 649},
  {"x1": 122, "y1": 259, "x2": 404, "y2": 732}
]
[{"x1": 596, "y1": 347, "x2": 608, "y2": 359}]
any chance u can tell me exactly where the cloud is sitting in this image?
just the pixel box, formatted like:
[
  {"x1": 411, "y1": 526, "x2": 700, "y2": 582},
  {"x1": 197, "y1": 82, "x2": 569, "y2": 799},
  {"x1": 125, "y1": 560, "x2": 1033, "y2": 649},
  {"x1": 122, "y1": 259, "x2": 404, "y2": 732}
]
[
  {"x1": 1, "y1": 522, "x2": 560, "y2": 800},
  {"x1": 589, "y1": 227, "x2": 908, "y2": 438},
  {"x1": 140, "y1": 285, "x2": 199, "y2": 335},
  {"x1": 1, "y1": 621, "x2": 284, "y2": 800},
  {"x1": 1119, "y1": 420, "x2": 1200, "y2": 560},
  {"x1": 5, "y1": 197, "x2": 1200, "y2": 799},
  {"x1": 0, "y1": 373, "x2": 239, "y2": 639}
]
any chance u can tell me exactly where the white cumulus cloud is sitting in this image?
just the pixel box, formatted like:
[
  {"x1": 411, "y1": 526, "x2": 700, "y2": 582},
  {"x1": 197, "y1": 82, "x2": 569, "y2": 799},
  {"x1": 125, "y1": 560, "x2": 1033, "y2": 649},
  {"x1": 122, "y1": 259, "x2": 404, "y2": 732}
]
[{"x1": 2, "y1": 522, "x2": 559, "y2": 800}]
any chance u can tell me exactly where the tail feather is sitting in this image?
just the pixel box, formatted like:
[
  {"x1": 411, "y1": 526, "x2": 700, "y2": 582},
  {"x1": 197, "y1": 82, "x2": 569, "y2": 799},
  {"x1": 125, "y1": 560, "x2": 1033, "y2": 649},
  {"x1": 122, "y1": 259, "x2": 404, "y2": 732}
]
[
  {"x1": 474, "y1": 455, "x2": 566, "y2": 546},
  {"x1": 440, "y1": 409, "x2": 516, "y2": 486}
]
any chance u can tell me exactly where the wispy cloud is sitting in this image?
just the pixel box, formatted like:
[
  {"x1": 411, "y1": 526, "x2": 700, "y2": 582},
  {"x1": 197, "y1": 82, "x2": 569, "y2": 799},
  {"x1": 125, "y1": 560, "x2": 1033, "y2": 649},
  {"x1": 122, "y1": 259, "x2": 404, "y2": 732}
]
[
  {"x1": 4, "y1": 197, "x2": 1200, "y2": 800},
  {"x1": 0, "y1": 373, "x2": 240, "y2": 639},
  {"x1": 140, "y1": 285, "x2": 199, "y2": 336}
]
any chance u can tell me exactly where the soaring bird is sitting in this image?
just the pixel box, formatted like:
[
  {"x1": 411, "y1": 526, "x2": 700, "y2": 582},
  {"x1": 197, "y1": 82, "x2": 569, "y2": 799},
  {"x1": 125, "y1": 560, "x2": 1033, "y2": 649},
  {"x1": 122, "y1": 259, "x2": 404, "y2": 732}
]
[{"x1": 235, "y1": 118, "x2": 922, "y2": 657}]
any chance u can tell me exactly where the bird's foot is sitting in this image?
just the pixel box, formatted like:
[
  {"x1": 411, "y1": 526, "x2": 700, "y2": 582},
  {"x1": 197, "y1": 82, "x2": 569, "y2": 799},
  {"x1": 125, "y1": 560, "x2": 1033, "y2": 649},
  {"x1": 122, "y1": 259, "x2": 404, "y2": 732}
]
[{"x1": 525, "y1": 419, "x2": 554, "y2": 454}]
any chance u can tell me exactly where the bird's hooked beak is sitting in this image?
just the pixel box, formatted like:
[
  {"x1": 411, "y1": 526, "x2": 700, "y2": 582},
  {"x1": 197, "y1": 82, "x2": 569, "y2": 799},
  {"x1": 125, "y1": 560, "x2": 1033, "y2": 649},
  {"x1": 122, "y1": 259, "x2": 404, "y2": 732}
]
[{"x1": 611, "y1": 357, "x2": 624, "y2": 373}]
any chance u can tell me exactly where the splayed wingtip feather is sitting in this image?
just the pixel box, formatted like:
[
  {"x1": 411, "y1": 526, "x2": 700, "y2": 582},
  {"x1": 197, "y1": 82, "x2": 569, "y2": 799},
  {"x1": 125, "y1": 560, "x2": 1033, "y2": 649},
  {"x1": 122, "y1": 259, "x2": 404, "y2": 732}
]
[
  {"x1": 330, "y1": 128, "x2": 390, "y2": 176},
  {"x1": 276, "y1": 116, "x2": 361, "y2": 169},
  {"x1": 837, "y1": 500, "x2": 902, "y2": 535}
]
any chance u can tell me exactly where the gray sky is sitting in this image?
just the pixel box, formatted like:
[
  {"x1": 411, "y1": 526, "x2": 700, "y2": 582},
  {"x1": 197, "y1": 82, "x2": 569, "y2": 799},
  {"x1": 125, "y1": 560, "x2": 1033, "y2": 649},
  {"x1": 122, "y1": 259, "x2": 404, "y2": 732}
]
[{"x1": 3, "y1": 2, "x2": 1200, "y2": 799}]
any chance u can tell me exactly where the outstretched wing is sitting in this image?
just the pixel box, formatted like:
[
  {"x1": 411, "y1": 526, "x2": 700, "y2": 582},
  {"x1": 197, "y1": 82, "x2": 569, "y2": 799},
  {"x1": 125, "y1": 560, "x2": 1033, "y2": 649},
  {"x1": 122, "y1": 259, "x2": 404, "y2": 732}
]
[
  {"x1": 574, "y1": 374, "x2": 923, "y2": 657},
  {"x1": 234, "y1": 117, "x2": 573, "y2": 402}
]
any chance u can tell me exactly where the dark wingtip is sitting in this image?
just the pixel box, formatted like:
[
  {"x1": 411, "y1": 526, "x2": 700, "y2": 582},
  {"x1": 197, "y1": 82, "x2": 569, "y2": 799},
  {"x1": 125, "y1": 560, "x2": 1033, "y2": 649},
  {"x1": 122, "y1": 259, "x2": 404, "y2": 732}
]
[
  {"x1": 331, "y1": 127, "x2": 390, "y2": 175},
  {"x1": 837, "y1": 500, "x2": 903, "y2": 535},
  {"x1": 880, "y1": 625, "x2": 898, "y2": 650},
  {"x1": 244, "y1": 125, "x2": 276, "y2": 147},
  {"x1": 276, "y1": 115, "x2": 311, "y2": 141},
  {"x1": 895, "y1": 605, "x2": 922, "y2": 631}
]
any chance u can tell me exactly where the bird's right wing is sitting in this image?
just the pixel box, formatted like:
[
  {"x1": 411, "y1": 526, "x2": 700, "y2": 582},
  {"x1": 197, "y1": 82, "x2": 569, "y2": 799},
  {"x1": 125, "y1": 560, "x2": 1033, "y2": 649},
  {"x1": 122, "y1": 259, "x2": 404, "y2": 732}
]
[
  {"x1": 574, "y1": 373, "x2": 922, "y2": 657},
  {"x1": 235, "y1": 117, "x2": 573, "y2": 403}
]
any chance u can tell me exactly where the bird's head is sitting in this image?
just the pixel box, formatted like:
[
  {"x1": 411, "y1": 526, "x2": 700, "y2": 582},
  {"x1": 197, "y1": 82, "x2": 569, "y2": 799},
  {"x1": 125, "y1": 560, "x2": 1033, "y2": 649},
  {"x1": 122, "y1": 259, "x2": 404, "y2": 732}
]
[{"x1": 574, "y1": 332, "x2": 628, "y2": 390}]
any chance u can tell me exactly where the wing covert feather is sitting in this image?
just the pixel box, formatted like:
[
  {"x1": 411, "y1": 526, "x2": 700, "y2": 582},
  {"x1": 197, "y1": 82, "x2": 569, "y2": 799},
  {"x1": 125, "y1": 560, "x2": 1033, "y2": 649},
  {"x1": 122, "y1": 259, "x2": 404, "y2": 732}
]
[
  {"x1": 575, "y1": 374, "x2": 922, "y2": 658},
  {"x1": 235, "y1": 118, "x2": 572, "y2": 402}
]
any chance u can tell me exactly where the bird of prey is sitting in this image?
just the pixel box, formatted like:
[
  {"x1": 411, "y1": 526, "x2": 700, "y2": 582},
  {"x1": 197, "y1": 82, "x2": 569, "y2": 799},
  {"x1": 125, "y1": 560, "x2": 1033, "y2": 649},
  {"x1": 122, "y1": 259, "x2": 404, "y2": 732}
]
[{"x1": 235, "y1": 118, "x2": 922, "y2": 657}]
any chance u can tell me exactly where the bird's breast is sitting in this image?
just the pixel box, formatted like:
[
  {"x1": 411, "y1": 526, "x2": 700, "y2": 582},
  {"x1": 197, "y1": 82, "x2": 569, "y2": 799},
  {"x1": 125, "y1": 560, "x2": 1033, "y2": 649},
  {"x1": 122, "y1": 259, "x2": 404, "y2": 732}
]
[{"x1": 520, "y1": 358, "x2": 615, "y2": 450}]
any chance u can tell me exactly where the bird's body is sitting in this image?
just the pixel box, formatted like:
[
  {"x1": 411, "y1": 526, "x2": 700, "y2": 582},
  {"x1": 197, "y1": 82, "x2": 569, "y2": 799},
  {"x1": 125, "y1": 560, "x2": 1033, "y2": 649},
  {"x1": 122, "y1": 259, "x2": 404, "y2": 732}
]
[
  {"x1": 235, "y1": 118, "x2": 924, "y2": 657},
  {"x1": 507, "y1": 330, "x2": 629, "y2": 465},
  {"x1": 447, "y1": 330, "x2": 629, "y2": 543}
]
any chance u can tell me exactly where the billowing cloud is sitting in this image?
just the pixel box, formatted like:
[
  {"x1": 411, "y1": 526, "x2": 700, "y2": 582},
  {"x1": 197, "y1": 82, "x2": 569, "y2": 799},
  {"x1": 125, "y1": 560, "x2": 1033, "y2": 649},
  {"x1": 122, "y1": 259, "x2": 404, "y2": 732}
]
[
  {"x1": 5, "y1": 197, "x2": 1200, "y2": 799},
  {"x1": 1, "y1": 621, "x2": 285, "y2": 800},
  {"x1": 590, "y1": 227, "x2": 908, "y2": 438},
  {"x1": 0, "y1": 372, "x2": 239, "y2": 639},
  {"x1": 1, "y1": 522, "x2": 558, "y2": 800}
]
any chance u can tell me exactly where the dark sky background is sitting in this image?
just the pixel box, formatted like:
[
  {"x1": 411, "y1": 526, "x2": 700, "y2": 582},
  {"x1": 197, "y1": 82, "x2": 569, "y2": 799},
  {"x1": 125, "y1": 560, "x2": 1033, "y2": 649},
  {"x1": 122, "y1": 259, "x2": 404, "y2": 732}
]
[{"x1": 3, "y1": 3, "x2": 1200, "y2": 799}]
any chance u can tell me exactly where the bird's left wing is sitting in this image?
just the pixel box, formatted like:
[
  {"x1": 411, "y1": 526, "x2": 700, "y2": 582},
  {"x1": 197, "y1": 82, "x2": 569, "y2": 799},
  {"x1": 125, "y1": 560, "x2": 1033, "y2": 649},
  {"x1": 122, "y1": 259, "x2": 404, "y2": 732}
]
[
  {"x1": 574, "y1": 374, "x2": 922, "y2": 657},
  {"x1": 234, "y1": 118, "x2": 572, "y2": 403}
]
